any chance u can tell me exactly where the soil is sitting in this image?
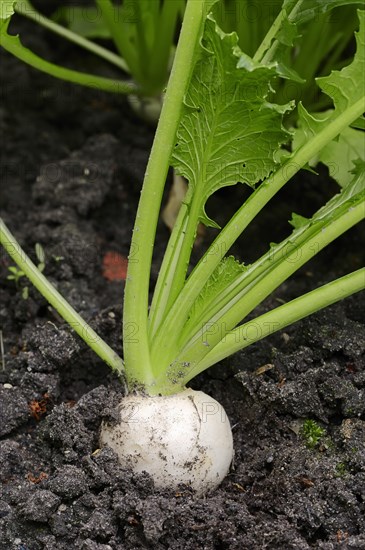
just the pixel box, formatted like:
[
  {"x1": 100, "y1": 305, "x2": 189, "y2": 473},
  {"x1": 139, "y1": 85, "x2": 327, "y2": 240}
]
[{"x1": 1, "y1": 13, "x2": 365, "y2": 550}]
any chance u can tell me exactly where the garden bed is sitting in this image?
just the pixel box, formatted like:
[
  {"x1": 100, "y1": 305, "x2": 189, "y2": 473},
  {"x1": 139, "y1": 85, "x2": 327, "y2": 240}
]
[{"x1": 0, "y1": 19, "x2": 365, "y2": 550}]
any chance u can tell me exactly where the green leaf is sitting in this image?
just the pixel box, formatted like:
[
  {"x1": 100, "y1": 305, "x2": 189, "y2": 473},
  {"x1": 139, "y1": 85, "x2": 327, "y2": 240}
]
[
  {"x1": 7, "y1": 266, "x2": 22, "y2": 275},
  {"x1": 293, "y1": 11, "x2": 365, "y2": 186},
  {"x1": 293, "y1": 107, "x2": 334, "y2": 147},
  {"x1": 171, "y1": 15, "x2": 293, "y2": 227},
  {"x1": 283, "y1": 0, "x2": 365, "y2": 26},
  {"x1": 294, "y1": 107, "x2": 365, "y2": 187},
  {"x1": 318, "y1": 126, "x2": 365, "y2": 187},
  {"x1": 35, "y1": 242, "x2": 45, "y2": 264},
  {"x1": 310, "y1": 160, "x2": 365, "y2": 221},
  {"x1": 190, "y1": 256, "x2": 246, "y2": 318},
  {"x1": 276, "y1": 14, "x2": 298, "y2": 47},
  {"x1": 317, "y1": 13, "x2": 365, "y2": 114},
  {"x1": 341, "y1": 159, "x2": 365, "y2": 198},
  {"x1": 289, "y1": 212, "x2": 309, "y2": 229},
  {"x1": 351, "y1": 116, "x2": 365, "y2": 130},
  {"x1": 351, "y1": 158, "x2": 365, "y2": 180},
  {"x1": 275, "y1": 61, "x2": 305, "y2": 83},
  {"x1": 265, "y1": 1, "x2": 364, "y2": 84}
]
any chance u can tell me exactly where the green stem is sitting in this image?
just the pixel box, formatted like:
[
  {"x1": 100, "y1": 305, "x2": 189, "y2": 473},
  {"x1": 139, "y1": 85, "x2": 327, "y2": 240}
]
[
  {"x1": 184, "y1": 190, "x2": 364, "y2": 348},
  {"x1": 252, "y1": 4, "x2": 286, "y2": 63},
  {"x1": 94, "y1": 0, "x2": 140, "y2": 79},
  {"x1": 149, "y1": 190, "x2": 203, "y2": 366},
  {"x1": 133, "y1": 0, "x2": 150, "y2": 78},
  {"x1": 178, "y1": 212, "x2": 322, "y2": 348},
  {"x1": 148, "y1": 0, "x2": 186, "y2": 90},
  {"x1": 148, "y1": 201, "x2": 190, "y2": 339},
  {"x1": 259, "y1": 0, "x2": 304, "y2": 65},
  {"x1": 172, "y1": 196, "x2": 364, "y2": 378},
  {"x1": 122, "y1": 0, "x2": 208, "y2": 391},
  {"x1": 164, "y1": 189, "x2": 203, "y2": 315},
  {"x1": 150, "y1": 59, "x2": 232, "y2": 343},
  {"x1": 150, "y1": 96, "x2": 365, "y2": 366},
  {"x1": 0, "y1": 219, "x2": 126, "y2": 383},
  {"x1": 189, "y1": 268, "x2": 365, "y2": 376},
  {"x1": 16, "y1": 0, "x2": 130, "y2": 73},
  {"x1": 0, "y1": 20, "x2": 137, "y2": 95}
]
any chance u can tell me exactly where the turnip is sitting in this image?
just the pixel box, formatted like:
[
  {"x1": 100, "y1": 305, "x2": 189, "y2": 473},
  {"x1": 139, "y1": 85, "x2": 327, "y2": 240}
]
[
  {"x1": 1, "y1": 0, "x2": 364, "y2": 495},
  {"x1": 100, "y1": 389, "x2": 233, "y2": 494}
]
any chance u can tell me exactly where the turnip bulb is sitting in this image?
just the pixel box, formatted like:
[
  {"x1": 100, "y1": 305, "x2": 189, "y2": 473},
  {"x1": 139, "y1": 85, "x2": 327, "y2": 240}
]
[{"x1": 99, "y1": 388, "x2": 234, "y2": 494}]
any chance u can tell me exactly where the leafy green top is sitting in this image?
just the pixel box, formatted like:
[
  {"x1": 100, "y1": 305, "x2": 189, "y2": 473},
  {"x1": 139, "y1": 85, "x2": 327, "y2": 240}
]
[
  {"x1": 283, "y1": 0, "x2": 365, "y2": 26},
  {"x1": 294, "y1": 10, "x2": 365, "y2": 186},
  {"x1": 265, "y1": 0, "x2": 365, "y2": 82},
  {"x1": 317, "y1": 10, "x2": 365, "y2": 113},
  {"x1": 171, "y1": 15, "x2": 293, "y2": 227}
]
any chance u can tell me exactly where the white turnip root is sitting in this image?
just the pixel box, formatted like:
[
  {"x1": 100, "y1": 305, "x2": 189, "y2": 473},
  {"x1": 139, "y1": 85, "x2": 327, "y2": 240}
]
[{"x1": 100, "y1": 388, "x2": 234, "y2": 494}]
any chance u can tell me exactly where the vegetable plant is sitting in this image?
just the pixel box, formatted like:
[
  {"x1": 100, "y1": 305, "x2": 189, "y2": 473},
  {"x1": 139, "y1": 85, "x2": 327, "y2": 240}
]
[
  {"x1": 300, "y1": 420, "x2": 326, "y2": 449},
  {"x1": 6, "y1": 242, "x2": 45, "y2": 299},
  {"x1": 0, "y1": 1, "x2": 361, "y2": 122},
  {"x1": 1, "y1": 0, "x2": 364, "y2": 495},
  {"x1": 216, "y1": 0, "x2": 362, "y2": 114},
  {"x1": 0, "y1": 0, "x2": 185, "y2": 119},
  {"x1": 6, "y1": 264, "x2": 25, "y2": 286}
]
